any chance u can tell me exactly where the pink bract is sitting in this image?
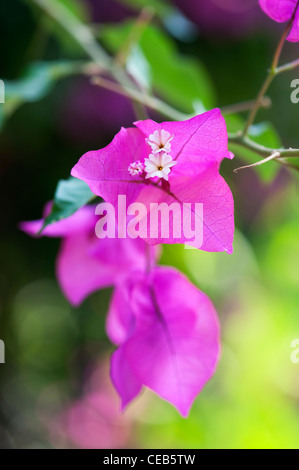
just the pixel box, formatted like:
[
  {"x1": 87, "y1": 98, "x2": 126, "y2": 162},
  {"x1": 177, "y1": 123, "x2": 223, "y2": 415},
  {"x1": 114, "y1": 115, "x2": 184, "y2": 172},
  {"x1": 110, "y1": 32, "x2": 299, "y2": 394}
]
[
  {"x1": 259, "y1": 0, "x2": 299, "y2": 41},
  {"x1": 20, "y1": 205, "x2": 157, "y2": 306},
  {"x1": 108, "y1": 266, "x2": 221, "y2": 417},
  {"x1": 71, "y1": 110, "x2": 235, "y2": 253}
]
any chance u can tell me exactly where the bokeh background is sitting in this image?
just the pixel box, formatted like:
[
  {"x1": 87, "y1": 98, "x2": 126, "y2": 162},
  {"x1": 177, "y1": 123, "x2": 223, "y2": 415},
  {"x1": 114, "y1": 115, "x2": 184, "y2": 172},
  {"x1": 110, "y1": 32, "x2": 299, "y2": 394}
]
[{"x1": 1, "y1": 0, "x2": 299, "y2": 449}]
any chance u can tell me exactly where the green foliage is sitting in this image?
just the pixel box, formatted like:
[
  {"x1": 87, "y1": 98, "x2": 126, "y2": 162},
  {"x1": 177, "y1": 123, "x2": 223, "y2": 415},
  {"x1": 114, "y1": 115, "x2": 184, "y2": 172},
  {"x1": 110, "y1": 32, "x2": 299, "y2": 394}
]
[
  {"x1": 41, "y1": 177, "x2": 95, "y2": 232},
  {"x1": 119, "y1": 0, "x2": 172, "y2": 17}
]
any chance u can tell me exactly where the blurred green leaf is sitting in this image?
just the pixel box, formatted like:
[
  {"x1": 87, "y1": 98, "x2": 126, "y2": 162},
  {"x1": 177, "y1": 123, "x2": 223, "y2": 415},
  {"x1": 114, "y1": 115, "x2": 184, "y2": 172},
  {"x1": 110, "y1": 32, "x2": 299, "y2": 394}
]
[
  {"x1": 28, "y1": 0, "x2": 90, "y2": 55},
  {"x1": 249, "y1": 122, "x2": 281, "y2": 148},
  {"x1": 41, "y1": 176, "x2": 95, "y2": 231},
  {"x1": 101, "y1": 22, "x2": 215, "y2": 113},
  {"x1": 56, "y1": 0, "x2": 88, "y2": 21},
  {"x1": 229, "y1": 121, "x2": 282, "y2": 182},
  {"x1": 225, "y1": 114, "x2": 244, "y2": 134},
  {"x1": 281, "y1": 157, "x2": 299, "y2": 180},
  {"x1": 1, "y1": 61, "x2": 83, "y2": 129},
  {"x1": 126, "y1": 45, "x2": 152, "y2": 91}
]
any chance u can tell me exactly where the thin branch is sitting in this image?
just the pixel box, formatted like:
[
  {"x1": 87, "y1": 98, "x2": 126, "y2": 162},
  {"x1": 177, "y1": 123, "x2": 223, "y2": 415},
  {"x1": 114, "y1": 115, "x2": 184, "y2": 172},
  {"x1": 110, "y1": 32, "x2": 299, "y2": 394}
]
[
  {"x1": 91, "y1": 76, "x2": 189, "y2": 121},
  {"x1": 31, "y1": 0, "x2": 111, "y2": 68},
  {"x1": 30, "y1": 0, "x2": 142, "y2": 92},
  {"x1": 233, "y1": 151, "x2": 281, "y2": 173}
]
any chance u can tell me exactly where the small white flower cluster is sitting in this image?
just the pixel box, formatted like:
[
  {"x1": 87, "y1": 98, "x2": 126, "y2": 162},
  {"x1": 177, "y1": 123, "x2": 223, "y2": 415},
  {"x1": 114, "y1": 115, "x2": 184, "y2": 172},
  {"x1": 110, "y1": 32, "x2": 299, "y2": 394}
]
[
  {"x1": 128, "y1": 129, "x2": 177, "y2": 181},
  {"x1": 127, "y1": 160, "x2": 144, "y2": 177}
]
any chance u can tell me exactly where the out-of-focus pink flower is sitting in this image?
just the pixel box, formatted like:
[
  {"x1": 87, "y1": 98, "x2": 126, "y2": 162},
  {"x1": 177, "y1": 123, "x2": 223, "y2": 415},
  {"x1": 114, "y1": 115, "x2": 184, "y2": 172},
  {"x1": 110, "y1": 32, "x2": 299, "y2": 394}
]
[
  {"x1": 259, "y1": 0, "x2": 299, "y2": 42},
  {"x1": 59, "y1": 77, "x2": 135, "y2": 146},
  {"x1": 20, "y1": 205, "x2": 157, "y2": 306},
  {"x1": 174, "y1": 0, "x2": 262, "y2": 38},
  {"x1": 108, "y1": 266, "x2": 220, "y2": 417},
  {"x1": 51, "y1": 363, "x2": 132, "y2": 449},
  {"x1": 71, "y1": 110, "x2": 235, "y2": 253}
]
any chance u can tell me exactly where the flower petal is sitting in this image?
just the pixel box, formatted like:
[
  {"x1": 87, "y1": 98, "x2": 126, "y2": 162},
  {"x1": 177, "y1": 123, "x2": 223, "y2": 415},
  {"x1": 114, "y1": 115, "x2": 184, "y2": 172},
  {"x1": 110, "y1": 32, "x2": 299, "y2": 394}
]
[
  {"x1": 71, "y1": 127, "x2": 148, "y2": 205},
  {"x1": 20, "y1": 205, "x2": 96, "y2": 238}
]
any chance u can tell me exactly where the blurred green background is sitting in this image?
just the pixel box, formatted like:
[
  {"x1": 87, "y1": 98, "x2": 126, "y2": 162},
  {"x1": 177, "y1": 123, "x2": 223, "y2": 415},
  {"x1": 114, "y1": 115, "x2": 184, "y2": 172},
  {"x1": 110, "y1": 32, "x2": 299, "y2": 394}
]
[{"x1": 1, "y1": 0, "x2": 299, "y2": 449}]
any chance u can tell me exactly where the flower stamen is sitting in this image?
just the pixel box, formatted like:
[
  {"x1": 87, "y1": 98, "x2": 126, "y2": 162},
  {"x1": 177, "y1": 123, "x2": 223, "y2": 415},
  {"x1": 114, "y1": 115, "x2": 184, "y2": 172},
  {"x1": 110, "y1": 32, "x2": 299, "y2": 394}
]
[{"x1": 144, "y1": 153, "x2": 177, "y2": 181}]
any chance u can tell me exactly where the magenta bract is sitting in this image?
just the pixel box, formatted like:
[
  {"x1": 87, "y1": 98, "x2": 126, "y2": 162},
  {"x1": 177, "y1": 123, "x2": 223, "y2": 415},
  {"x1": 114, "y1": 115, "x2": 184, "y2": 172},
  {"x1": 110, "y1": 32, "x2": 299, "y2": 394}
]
[
  {"x1": 108, "y1": 266, "x2": 221, "y2": 417},
  {"x1": 20, "y1": 205, "x2": 157, "y2": 306},
  {"x1": 259, "y1": 0, "x2": 299, "y2": 41},
  {"x1": 71, "y1": 110, "x2": 235, "y2": 253}
]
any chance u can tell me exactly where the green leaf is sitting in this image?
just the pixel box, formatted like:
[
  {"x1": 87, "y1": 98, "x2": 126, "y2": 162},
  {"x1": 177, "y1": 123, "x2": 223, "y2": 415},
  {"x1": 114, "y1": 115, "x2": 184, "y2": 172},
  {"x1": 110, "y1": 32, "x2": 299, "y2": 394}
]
[
  {"x1": 40, "y1": 177, "x2": 95, "y2": 232},
  {"x1": 225, "y1": 114, "x2": 244, "y2": 134},
  {"x1": 101, "y1": 22, "x2": 215, "y2": 113},
  {"x1": 1, "y1": 61, "x2": 83, "y2": 129}
]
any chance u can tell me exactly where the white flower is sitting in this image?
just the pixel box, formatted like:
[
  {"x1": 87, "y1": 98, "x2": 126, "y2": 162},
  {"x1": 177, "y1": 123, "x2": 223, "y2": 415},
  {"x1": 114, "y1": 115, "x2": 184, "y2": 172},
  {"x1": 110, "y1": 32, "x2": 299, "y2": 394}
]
[
  {"x1": 146, "y1": 129, "x2": 174, "y2": 154},
  {"x1": 128, "y1": 160, "x2": 144, "y2": 177},
  {"x1": 144, "y1": 153, "x2": 177, "y2": 181}
]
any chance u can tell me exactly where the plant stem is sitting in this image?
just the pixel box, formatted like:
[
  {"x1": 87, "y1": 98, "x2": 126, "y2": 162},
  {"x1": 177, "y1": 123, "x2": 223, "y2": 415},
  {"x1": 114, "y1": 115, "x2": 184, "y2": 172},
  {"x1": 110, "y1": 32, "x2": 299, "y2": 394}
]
[{"x1": 242, "y1": 14, "x2": 296, "y2": 137}]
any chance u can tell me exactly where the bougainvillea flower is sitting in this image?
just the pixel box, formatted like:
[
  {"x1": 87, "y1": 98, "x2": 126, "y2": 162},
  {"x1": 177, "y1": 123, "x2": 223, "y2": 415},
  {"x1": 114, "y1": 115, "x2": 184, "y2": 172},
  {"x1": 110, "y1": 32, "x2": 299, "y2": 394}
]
[
  {"x1": 144, "y1": 153, "x2": 177, "y2": 180},
  {"x1": 107, "y1": 266, "x2": 220, "y2": 417},
  {"x1": 259, "y1": 0, "x2": 299, "y2": 42},
  {"x1": 20, "y1": 204, "x2": 158, "y2": 306},
  {"x1": 71, "y1": 110, "x2": 234, "y2": 253}
]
